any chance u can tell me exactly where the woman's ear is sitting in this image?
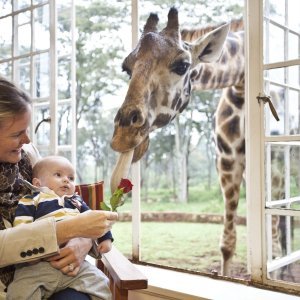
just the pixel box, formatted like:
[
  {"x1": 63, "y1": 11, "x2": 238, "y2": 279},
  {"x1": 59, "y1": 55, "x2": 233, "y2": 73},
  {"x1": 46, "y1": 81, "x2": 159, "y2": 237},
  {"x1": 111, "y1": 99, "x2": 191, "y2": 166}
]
[{"x1": 32, "y1": 178, "x2": 41, "y2": 187}]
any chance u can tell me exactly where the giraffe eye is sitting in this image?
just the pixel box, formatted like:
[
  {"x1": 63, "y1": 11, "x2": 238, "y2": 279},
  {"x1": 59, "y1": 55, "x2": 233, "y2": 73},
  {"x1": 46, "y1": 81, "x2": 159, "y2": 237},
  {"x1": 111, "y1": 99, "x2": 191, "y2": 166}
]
[{"x1": 171, "y1": 61, "x2": 191, "y2": 76}]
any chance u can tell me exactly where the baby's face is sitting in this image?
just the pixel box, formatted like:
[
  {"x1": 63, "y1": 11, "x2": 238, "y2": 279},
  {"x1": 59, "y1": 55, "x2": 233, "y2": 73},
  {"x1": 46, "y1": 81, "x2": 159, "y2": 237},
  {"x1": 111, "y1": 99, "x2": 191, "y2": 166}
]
[{"x1": 38, "y1": 159, "x2": 76, "y2": 197}]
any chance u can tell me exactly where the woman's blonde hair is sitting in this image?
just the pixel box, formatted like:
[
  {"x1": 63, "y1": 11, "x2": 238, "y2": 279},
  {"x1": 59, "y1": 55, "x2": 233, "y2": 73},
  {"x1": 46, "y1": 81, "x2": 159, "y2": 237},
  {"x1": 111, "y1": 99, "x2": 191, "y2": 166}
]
[{"x1": 0, "y1": 77, "x2": 31, "y2": 126}]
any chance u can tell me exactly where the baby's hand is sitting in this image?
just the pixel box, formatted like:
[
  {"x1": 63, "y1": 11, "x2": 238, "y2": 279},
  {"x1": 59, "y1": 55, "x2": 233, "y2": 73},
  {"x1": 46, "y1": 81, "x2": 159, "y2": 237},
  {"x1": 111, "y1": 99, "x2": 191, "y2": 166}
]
[{"x1": 97, "y1": 239, "x2": 112, "y2": 254}]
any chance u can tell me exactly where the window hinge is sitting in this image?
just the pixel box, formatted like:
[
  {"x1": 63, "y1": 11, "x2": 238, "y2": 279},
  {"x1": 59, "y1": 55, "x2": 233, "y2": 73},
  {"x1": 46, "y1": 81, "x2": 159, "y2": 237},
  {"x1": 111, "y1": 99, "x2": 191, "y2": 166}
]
[
  {"x1": 35, "y1": 117, "x2": 51, "y2": 134},
  {"x1": 257, "y1": 94, "x2": 280, "y2": 121}
]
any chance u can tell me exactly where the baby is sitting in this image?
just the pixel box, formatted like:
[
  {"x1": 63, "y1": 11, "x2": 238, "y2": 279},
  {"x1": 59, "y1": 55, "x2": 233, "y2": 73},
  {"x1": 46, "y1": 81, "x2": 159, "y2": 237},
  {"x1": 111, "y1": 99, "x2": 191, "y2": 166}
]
[{"x1": 7, "y1": 155, "x2": 113, "y2": 300}]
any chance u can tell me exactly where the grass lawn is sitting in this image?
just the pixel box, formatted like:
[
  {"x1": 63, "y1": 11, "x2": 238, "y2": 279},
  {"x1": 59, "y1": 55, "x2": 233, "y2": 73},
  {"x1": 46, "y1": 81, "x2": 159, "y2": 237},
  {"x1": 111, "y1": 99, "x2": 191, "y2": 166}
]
[{"x1": 112, "y1": 221, "x2": 248, "y2": 277}]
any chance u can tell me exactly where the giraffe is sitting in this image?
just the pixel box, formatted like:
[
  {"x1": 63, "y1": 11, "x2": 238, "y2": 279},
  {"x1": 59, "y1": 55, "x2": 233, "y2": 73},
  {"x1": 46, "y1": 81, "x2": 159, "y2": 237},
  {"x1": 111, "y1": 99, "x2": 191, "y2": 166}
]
[{"x1": 110, "y1": 8, "x2": 279, "y2": 276}]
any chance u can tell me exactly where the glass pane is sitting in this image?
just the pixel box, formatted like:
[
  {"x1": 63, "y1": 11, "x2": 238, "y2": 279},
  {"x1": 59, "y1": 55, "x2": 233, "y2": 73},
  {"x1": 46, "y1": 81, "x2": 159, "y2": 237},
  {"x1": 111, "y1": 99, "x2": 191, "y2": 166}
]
[
  {"x1": 264, "y1": 66, "x2": 300, "y2": 136},
  {"x1": 58, "y1": 103, "x2": 72, "y2": 146},
  {"x1": 289, "y1": 89, "x2": 300, "y2": 135},
  {"x1": 0, "y1": 17, "x2": 12, "y2": 59},
  {"x1": 57, "y1": 2, "x2": 72, "y2": 57},
  {"x1": 34, "y1": 52, "x2": 50, "y2": 98},
  {"x1": 266, "y1": 214, "x2": 300, "y2": 283},
  {"x1": 0, "y1": 1, "x2": 12, "y2": 16},
  {"x1": 265, "y1": 142, "x2": 300, "y2": 210},
  {"x1": 34, "y1": 5, "x2": 50, "y2": 51},
  {"x1": 265, "y1": 23, "x2": 284, "y2": 64},
  {"x1": 33, "y1": 0, "x2": 47, "y2": 5},
  {"x1": 34, "y1": 105, "x2": 50, "y2": 147},
  {"x1": 264, "y1": 84, "x2": 285, "y2": 135},
  {"x1": 288, "y1": 0, "x2": 300, "y2": 33},
  {"x1": 15, "y1": 11, "x2": 31, "y2": 56},
  {"x1": 267, "y1": 0, "x2": 285, "y2": 25},
  {"x1": 0, "y1": 62, "x2": 12, "y2": 79},
  {"x1": 15, "y1": 57, "x2": 30, "y2": 93},
  {"x1": 290, "y1": 145, "x2": 300, "y2": 201},
  {"x1": 288, "y1": 33, "x2": 300, "y2": 61},
  {"x1": 58, "y1": 57, "x2": 71, "y2": 99},
  {"x1": 288, "y1": 65, "x2": 300, "y2": 88},
  {"x1": 14, "y1": 0, "x2": 31, "y2": 10}
]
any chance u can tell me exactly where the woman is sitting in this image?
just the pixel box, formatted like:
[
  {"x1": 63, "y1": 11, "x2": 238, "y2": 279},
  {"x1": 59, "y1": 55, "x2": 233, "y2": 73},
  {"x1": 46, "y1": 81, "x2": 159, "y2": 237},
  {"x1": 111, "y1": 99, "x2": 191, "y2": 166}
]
[{"x1": 0, "y1": 77, "x2": 117, "y2": 299}]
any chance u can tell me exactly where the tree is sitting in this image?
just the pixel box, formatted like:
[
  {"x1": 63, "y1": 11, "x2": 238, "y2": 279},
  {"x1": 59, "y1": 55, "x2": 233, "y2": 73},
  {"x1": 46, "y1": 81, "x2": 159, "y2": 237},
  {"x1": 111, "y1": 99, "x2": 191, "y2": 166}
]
[{"x1": 75, "y1": 0, "x2": 129, "y2": 183}]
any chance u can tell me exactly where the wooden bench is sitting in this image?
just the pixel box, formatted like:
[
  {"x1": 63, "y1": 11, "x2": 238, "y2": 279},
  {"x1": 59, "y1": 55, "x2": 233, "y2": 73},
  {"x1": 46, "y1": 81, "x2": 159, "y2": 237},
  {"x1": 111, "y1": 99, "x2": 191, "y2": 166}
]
[{"x1": 76, "y1": 181, "x2": 148, "y2": 300}]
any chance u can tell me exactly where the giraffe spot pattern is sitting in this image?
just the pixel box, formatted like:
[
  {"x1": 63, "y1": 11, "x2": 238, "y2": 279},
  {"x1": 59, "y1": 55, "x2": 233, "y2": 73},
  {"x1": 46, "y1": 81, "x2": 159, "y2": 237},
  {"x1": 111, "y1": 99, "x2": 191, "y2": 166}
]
[
  {"x1": 217, "y1": 134, "x2": 232, "y2": 155},
  {"x1": 152, "y1": 113, "x2": 172, "y2": 128},
  {"x1": 220, "y1": 246, "x2": 232, "y2": 261},
  {"x1": 228, "y1": 87, "x2": 244, "y2": 109},
  {"x1": 221, "y1": 174, "x2": 233, "y2": 186},
  {"x1": 200, "y1": 68, "x2": 212, "y2": 85},
  {"x1": 179, "y1": 100, "x2": 189, "y2": 113},
  {"x1": 237, "y1": 139, "x2": 245, "y2": 154},
  {"x1": 221, "y1": 157, "x2": 234, "y2": 172},
  {"x1": 171, "y1": 92, "x2": 181, "y2": 110},
  {"x1": 221, "y1": 115, "x2": 240, "y2": 142},
  {"x1": 219, "y1": 102, "x2": 233, "y2": 123}
]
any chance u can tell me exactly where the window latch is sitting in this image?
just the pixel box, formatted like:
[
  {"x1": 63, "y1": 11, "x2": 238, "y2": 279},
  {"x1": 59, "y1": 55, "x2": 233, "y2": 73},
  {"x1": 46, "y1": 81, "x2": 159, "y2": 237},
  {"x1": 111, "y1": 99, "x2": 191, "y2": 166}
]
[
  {"x1": 257, "y1": 94, "x2": 280, "y2": 121},
  {"x1": 35, "y1": 117, "x2": 51, "y2": 134}
]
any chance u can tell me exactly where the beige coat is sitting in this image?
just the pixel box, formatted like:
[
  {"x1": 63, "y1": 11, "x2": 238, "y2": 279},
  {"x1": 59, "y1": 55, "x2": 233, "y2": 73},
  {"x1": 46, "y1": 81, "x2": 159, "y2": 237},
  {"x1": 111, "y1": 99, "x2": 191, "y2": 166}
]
[{"x1": 0, "y1": 144, "x2": 59, "y2": 295}]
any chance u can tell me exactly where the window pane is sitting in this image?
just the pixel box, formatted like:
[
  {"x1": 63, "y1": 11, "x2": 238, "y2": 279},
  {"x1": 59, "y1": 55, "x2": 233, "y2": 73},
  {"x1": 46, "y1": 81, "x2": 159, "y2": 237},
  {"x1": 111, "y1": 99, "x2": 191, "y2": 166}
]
[
  {"x1": 0, "y1": 17, "x2": 12, "y2": 59},
  {"x1": 15, "y1": 11, "x2": 31, "y2": 56},
  {"x1": 34, "y1": 105, "x2": 50, "y2": 147},
  {"x1": 15, "y1": 57, "x2": 31, "y2": 93},
  {"x1": 264, "y1": 23, "x2": 284, "y2": 64},
  {"x1": 58, "y1": 103, "x2": 72, "y2": 146},
  {"x1": 57, "y1": 2, "x2": 72, "y2": 57},
  {"x1": 0, "y1": 62, "x2": 12, "y2": 78},
  {"x1": 34, "y1": 5, "x2": 50, "y2": 51},
  {"x1": 0, "y1": 1, "x2": 12, "y2": 16},
  {"x1": 14, "y1": 0, "x2": 31, "y2": 10},
  {"x1": 288, "y1": 33, "x2": 300, "y2": 61},
  {"x1": 265, "y1": 143, "x2": 300, "y2": 210},
  {"x1": 267, "y1": 0, "x2": 285, "y2": 25},
  {"x1": 264, "y1": 67, "x2": 300, "y2": 136},
  {"x1": 288, "y1": 0, "x2": 300, "y2": 33},
  {"x1": 266, "y1": 214, "x2": 300, "y2": 283},
  {"x1": 58, "y1": 57, "x2": 71, "y2": 99},
  {"x1": 34, "y1": 52, "x2": 50, "y2": 98}
]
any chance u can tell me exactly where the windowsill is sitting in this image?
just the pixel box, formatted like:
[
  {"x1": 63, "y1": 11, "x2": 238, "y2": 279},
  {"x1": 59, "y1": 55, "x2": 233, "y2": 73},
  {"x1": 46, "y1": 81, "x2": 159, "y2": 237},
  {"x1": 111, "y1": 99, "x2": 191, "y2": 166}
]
[{"x1": 130, "y1": 264, "x2": 300, "y2": 300}]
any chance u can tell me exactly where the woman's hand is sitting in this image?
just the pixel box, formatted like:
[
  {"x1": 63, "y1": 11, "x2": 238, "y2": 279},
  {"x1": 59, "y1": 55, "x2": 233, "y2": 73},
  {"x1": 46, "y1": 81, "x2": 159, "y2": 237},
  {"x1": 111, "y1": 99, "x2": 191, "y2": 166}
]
[
  {"x1": 56, "y1": 210, "x2": 118, "y2": 246},
  {"x1": 46, "y1": 238, "x2": 92, "y2": 277}
]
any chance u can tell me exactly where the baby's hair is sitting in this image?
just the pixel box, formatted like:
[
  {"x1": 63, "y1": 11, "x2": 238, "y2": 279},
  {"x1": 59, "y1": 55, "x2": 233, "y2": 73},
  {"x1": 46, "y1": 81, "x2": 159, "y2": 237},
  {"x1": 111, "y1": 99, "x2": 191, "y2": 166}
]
[{"x1": 32, "y1": 156, "x2": 73, "y2": 179}]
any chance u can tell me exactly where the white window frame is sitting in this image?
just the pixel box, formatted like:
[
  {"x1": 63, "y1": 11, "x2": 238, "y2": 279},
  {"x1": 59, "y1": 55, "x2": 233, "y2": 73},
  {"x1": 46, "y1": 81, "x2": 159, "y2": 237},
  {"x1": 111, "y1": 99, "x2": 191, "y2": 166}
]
[{"x1": 0, "y1": 0, "x2": 77, "y2": 166}]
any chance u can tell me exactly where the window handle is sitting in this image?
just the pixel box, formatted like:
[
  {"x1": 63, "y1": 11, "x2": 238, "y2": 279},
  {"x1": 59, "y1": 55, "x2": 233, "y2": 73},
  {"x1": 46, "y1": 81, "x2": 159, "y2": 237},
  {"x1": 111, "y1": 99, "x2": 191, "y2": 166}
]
[
  {"x1": 35, "y1": 117, "x2": 51, "y2": 134},
  {"x1": 257, "y1": 94, "x2": 280, "y2": 121}
]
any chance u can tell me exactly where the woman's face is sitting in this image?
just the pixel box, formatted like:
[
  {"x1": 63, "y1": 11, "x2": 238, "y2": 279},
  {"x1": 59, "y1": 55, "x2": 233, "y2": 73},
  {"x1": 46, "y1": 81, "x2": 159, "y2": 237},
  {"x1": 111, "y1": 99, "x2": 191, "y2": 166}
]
[{"x1": 0, "y1": 108, "x2": 31, "y2": 164}]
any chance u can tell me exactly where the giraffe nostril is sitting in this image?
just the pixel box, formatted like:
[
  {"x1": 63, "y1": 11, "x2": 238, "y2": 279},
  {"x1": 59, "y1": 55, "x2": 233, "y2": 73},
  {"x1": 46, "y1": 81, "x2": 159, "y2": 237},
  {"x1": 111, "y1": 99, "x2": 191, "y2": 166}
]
[
  {"x1": 131, "y1": 113, "x2": 138, "y2": 124},
  {"x1": 130, "y1": 109, "x2": 144, "y2": 127}
]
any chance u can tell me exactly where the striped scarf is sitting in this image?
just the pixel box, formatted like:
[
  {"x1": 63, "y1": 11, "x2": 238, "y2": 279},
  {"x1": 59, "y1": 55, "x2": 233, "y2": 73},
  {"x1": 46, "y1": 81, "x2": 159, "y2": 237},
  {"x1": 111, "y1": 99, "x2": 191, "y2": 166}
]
[{"x1": 0, "y1": 150, "x2": 32, "y2": 288}]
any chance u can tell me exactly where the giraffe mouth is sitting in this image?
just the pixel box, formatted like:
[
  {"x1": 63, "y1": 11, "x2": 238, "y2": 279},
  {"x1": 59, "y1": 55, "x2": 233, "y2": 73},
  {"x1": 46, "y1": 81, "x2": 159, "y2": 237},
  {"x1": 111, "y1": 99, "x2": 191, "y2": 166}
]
[{"x1": 111, "y1": 130, "x2": 150, "y2": 163}]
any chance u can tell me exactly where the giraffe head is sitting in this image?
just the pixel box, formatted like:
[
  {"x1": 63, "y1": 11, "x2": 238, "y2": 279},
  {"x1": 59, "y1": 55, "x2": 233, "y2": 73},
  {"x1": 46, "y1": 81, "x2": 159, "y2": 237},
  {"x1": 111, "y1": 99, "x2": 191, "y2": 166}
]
[{"x1": 111, "y1": 7, "x2": 229, "y2": 163}]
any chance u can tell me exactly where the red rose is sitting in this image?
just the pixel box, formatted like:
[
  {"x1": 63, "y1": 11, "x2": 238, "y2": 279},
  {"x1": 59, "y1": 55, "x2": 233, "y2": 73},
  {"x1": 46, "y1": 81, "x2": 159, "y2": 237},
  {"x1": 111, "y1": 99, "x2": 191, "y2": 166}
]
[{"x1": 118, "y1": 178, "x2": 133, "y2": 194}]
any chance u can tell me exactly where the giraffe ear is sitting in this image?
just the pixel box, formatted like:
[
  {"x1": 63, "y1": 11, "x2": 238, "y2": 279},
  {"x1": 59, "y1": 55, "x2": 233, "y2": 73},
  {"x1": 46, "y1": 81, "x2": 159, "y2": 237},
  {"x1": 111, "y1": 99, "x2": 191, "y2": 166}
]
[{"x1": 191, "y1": 23, "x2": 230, "y2": 64}]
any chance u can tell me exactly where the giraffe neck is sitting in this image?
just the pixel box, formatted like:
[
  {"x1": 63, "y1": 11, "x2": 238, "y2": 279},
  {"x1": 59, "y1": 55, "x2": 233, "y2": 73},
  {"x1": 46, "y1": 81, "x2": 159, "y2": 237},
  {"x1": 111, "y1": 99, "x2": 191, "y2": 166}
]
[
  {"x1": 181, "y1": 18, "x2": 243, "y2": 43},
  {"x1": 190, "y1": 31, "x2": 244, "y2": 91}
]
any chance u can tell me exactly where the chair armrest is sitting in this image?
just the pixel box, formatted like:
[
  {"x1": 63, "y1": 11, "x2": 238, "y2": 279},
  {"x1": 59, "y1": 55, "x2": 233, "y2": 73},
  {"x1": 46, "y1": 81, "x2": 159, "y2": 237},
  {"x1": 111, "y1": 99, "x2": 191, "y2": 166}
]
[{"x1": 98, "y1": 245, "x2": 148, "y2": 291}]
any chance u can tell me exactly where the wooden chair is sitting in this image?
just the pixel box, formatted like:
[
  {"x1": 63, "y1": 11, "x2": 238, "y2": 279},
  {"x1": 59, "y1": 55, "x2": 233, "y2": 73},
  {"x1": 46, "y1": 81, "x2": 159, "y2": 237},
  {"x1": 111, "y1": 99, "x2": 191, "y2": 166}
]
[{"x1": 75, "y1": 181, "x2": 148, "y2": 300}]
